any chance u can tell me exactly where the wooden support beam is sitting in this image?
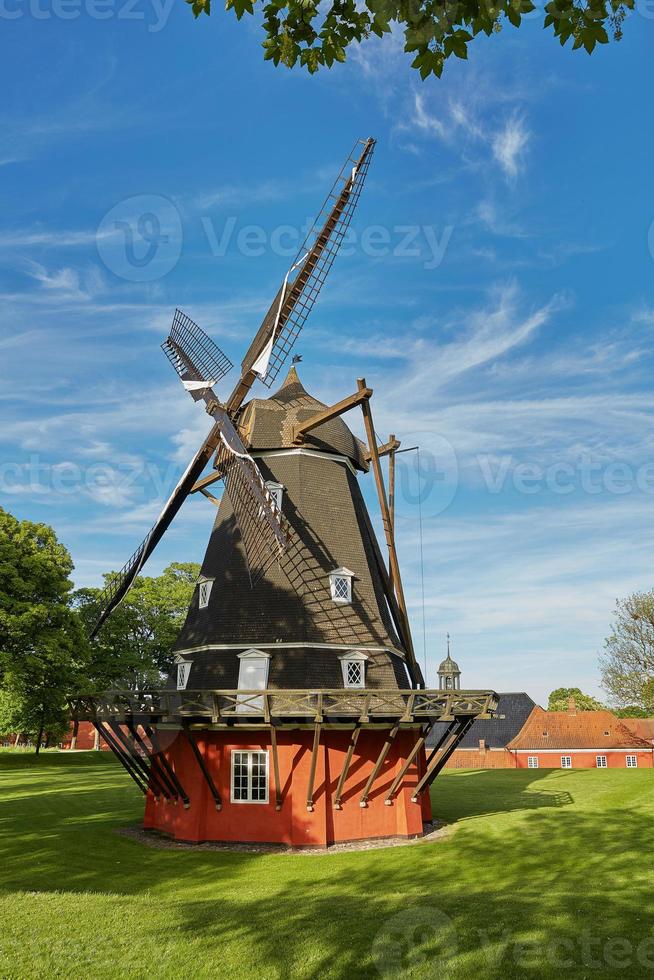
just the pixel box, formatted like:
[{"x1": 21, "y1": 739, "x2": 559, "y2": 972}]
[
  {"x1": 108, "y1": 720, "x2": 159, "y2": 795},
  {"x1": 127, "y1": 720, "x2": 176, "y2": 800},
  {"x1": 270, "y1": 725, "x2": 282, "y2": 811},
  {"x1": 199, "y1": 488, "x2": 221, "y2": 506},
  {"x1": 358, "y1": 379, "x2": 422, "y2": 686},
  {"x1": 190, "y1": 469, "x2": 223, "y2": 495},
  {"x1": 359, "y1": 725, "x2": 400, "y2": 808},
  {"x1": 388, "y1": 435, "x2": 397, "y2": 589},
  {"x1": 384, "y1": 722, "x2": 435, "y2": 805},
  {"x1": 333, "y1": 725, "x2": 361, "y2": 810},
  {"x1": 306, "y1": 722, "x2": 322, "y2": 812},
  {"x1": 365, "y1": 435, "x2": 401, "y2": 462},
  {"x1": 183, "y1": 727, "x2": 222, "y2": 810},
  {"x1": 411, "y1": 717, "x2": 475, "y2": 802},
  {"x1": 93, "y1": 722, "x2": 147, "y2": 796},
  {"x1": 291, "y1": 386, "x2": 372, "y2": 445},
  {"x1": 146, "y1": 726, "x2": 191, "y2": 808}
]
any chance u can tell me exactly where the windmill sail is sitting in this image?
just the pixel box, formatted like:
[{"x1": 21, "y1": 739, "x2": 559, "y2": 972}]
[
  {"x1": 229, "y1": 137, "x2": 376, "y2": 410},
  {"x1": 212, "y1": 407, "x2": 289, "y2": 583},
  {"x1": 162, "y1": 309, "x2": 233, "y2": 400},
  {"x1": 90, "y1": 429, "x2": 221, "y2": 638}
]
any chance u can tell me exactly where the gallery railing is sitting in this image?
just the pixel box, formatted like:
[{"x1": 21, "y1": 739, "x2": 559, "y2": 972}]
[{"x1": 70, "y1": 688, "x2": 498, "y2": 724}]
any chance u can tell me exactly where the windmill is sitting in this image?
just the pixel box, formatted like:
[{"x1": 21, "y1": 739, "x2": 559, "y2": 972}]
[
  {"x1": 91, "y1": 137, "x2": 376, "y2": 638},
  {"x1": 75, "y1": 138, "x2": 497, "y2": 848}
]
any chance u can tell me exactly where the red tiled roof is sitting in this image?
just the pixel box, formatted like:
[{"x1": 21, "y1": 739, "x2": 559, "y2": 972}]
[
  {"x1": 622, "y1": 718, "x2": 654, "y2": 743},
  {"x1": 507, "y1": 706, "x2": 653, "y2": 750}
]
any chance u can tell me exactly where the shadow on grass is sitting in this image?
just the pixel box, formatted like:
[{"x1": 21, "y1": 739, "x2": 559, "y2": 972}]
[{"x1": 2, "y1": 755, "x2": 654, "y2": 977}]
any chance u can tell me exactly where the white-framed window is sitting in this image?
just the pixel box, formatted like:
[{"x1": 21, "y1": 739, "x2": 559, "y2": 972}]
[
  {"x1": 561, "y1": 756, "x2": 572, "y2": 768},
  {"x1": 198, "y1": 578, "x2": 214, "y2": 609},
  {"x1": 338, "y1": 651, "x2": 368, "y2": 689},
  {"x1": 236, "y1": 650, "x2": 271, "y2": 712},
  {"x1": 231, "y1": 750, "x2": 269, "y2": 803},
  {"x1": 528, "y1": 756, "x2": 539, "y2": 768},
  {"x1": 330, "y1": 567, "x2": 354, "y2": 605},
  {"x1": 626, "y1": 755, "x2": 638, "y2": 768},
  {"x1": 265, "y1": 481, "x2": 284, "y2": 512},
  {"x1": 177, "y1": 661, "x2": 192, "y2": 691},
  {"x1": 596, "y1": 755, "x2": 607, "y2": 768}
]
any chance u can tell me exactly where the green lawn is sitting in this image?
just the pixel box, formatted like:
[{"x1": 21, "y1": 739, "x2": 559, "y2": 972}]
[{"x1": 1, "y1": 753, "x2": 653, "y2": 978}]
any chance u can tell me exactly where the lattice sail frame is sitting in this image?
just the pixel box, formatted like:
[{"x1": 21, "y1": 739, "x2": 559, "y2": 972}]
[
  {"x1": 243, "y1": 137, "x2": 376, "y2": 387},
  {"x1": 212, "y1": 409, "x2": 289, "y2": 584},
  {"x1": 163, "y1": 309, "x2": 233, "y2": 398}
]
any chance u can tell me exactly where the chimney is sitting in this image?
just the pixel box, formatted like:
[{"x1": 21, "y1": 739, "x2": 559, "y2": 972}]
[
  {"x1": 478, "y1": 738, "x2": 486, "y2": 752},
  {"x1": 568, "y1": 697, "x2": 577, "y2": 715}
]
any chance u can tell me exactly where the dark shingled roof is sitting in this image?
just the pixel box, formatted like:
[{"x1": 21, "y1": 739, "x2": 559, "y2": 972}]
[
  {"x1": 426, "y1": 692, "x2": 536, "y2": 749},
  {"x1": 236, "y1": 366, "x2": 369, "y2": 472}
]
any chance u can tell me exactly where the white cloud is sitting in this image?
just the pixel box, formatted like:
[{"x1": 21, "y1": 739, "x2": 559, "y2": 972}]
[{"x1": 492, "y1": 113, "x2": 530, "y2": 179}]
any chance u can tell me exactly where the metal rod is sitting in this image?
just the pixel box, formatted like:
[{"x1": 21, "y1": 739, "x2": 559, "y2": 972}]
[
  {"x1": 360, "y1": 725, "x2": 400, "y2": 807},
  {"x1": 384, "y1": 722, "x2": 436, "y2": 805},
  {"x1": 306, "y1": 722, "x2": 322, "y2": 812},
  {"x1": 183, "y1": 726, "x2": 222, "y2": 810},
  {"x1": 333, "y1": 725, "x2": 361, "y2": 809}
]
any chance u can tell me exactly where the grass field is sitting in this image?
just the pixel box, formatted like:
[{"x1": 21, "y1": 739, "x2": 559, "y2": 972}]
[{"x1": 0, "y1": 752, "x2": 653, "y2": 979}]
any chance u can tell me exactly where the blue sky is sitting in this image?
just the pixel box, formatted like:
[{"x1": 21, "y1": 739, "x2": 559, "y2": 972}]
[{"x1": 1, "y1": 8, "x2": 653, "y2": 704}]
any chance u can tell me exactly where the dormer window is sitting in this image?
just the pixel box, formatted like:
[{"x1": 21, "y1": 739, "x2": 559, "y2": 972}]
[
  {"x1": 176, "y1": 658, "x2": 192, "y2": 691},
  {"x1": 198, "y1": 578, "x2": 214, "y2": 609},
  {"x1": 265, "y1": 481, "x2": 284, "y2": 512},
  {"x1": 339, "y1": 651, "x2": 368, "y2": 689},
  {"x1": 236, "y1": 650, "x2": 271, "y2": 713},
  {"x1": 330, "y1": 567, "x2": 354, "y2": 605}
]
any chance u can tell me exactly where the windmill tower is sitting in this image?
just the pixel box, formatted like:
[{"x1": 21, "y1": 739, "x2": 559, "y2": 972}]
[{"x1": 74, "y1": 139, "x2": 497, "y2": 847}]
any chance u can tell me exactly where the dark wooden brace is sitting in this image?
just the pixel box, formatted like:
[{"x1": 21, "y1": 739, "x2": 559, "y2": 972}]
[
  {"x1": 183, "y1": 726, "x2": 222, "y2": 810},
  {"x1": 145, "y1": 726, "x2": 191, "y2": 808},
  {"x1": 411, "y1": 717, "x2": 476, "y2": 802},
  {"x1": 92, "y1": 721, "x2": 148, "y2": 796}
]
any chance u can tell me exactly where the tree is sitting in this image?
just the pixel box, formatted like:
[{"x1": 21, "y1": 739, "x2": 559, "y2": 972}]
[
  {"x1": 0, "y1": 508, "x2": 87, "y2": 753},
  {"x1": 547, "y1": 687, "x2": 605, "y2": 711},
  {"x1": 599, "y1": 592, "x2": 654, "y2": 712},
  {"x1": 187, "y1": 0, "x2": 633, "y2": 78},
  {"x1": 74, "y1": 562, "x2": 200, "y2": 691}
]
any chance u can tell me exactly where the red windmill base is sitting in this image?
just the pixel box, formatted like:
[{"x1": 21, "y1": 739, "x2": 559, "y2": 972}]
[{"x1": 144, "y1": 728, "x2": 431, "y2": 847}]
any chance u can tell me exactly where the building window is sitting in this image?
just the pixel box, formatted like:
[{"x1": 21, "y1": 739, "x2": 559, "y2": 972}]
[
  {"x1": 596, "y1": 755, "x2": 607, "y2": 768},
  {"x1": 177, "y1": 661, "x2": 192, "y2": 691},
  {"x1": 339, "y1": 652, "x2": 368, "y2": 689},
  {"x1": 265, "y1": 481, "x2": 284, "y2": 512},
  {"x1": 236, "y1": 650, "x2": 271, "y2": 712},
  {"x1": 542, "y1": 731, "x2": 549, "y2": 737},
  {"x1": 330, "y1": 567, "x2": 354, "y2": 605},
  {"x1": 231, "y1": 750, "x2": 269, "y2": 803},
  {"x1": 528, "y1": 756, "x2": 539, "y2": 768},
  {"x1": 198, "y1": 579, "x2": 213, "y2": 609},
  {"x1": 626, "y1": 755, "x2": 638, "y2": 768},
  {"x1": 561, "y1": 756, "x2": 572, "y2": 769},
  {"x1": 603, "y1": 731, "x2": 610, "y2": 737}
]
